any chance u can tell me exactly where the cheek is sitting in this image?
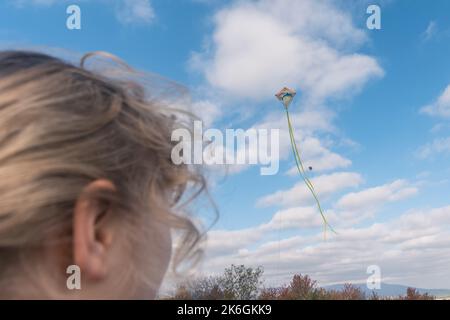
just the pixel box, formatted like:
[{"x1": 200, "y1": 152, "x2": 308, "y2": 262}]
[
  {"x1": 154, "y1": 223, "x2": 172, "y2": 273},
  {"x1": 136, "y1": 222, "x2": 172, "y2": 299}
]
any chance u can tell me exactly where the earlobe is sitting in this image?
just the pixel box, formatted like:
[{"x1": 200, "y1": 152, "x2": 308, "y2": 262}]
[{"x1": 73, "y1": 179, "x2": 116, "y2": 281}]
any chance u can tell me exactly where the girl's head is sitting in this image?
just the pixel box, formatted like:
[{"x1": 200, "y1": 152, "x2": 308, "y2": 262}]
[{"x1": 0, "y1": 50, "x2": 203, "y2": 299}]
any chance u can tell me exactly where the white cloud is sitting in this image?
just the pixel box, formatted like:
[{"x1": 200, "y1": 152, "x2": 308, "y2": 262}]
[
  {"x1": 12, "y1": 0, "x2": 156, "y2": 25},
  {"x1": 187, "y1": 0, "x2": 381, "y2": 180},
  {"x1": 417, "y1": 136, "x2": 450, "y2": 159},
  {"x1": 290, "y1": 152, "x2": 351, "y2": 173},
  {"x1": 250, "y1": 111, "x2": 350, "y2": 175},
  {"x1": 191, "y1": 100, "x2": 222, "y2": 127},
  {"x1": 421, "y1": 84, "x2": 450, "y2": 119},
  {"x1": 285, "y1": 136, "x2": 352, "y2": 173},
  {"x1": 12, "y1": 0, "x2": 59, "y2": 6},
  {"x1": 116, "y1": 0, "x2": 155, "y2": 25},
  {"x1": 256, "y1": 179, "x2": 418, "y2": 232},
  {"x1": 254, "y1": 110, "x2": 337, "y2": 158},
  {"x1": 201, "y1": 108, "x2": 346, "y2": 177},
  {"x1": 396, "y1": 205, "x2": 450, "y2": 230},
  {"x1": 262, "y1": 206, "x2": 332, "y2": 230},
  {"x1": 257, "y1": 172, "x2": 363, "y2": 207},
  {"x1": 206, "y1": 228, "x2": 265, "y2": 257},
  {"x1": 191, "y1": 0, "x2": 383, "y2": 102},
  {"x1": 199, "y1": 205, "x2": 450, "y2": 288},
  {"x1": 205, "y1": 206, "x2": 326, "y2": 258},
  {"x1": 422, "y1": 21, "x2": 438, "y2": 41},
  {"x1": 336, "y1": 180, "x2": 418, "y2": 212}
]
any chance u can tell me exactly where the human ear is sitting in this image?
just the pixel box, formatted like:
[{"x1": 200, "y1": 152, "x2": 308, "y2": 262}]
[{"x1": 73, "y1": 179, "x2": 116, "y2": 281}]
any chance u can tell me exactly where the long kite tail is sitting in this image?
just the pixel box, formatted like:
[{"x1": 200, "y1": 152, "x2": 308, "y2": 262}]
[{"x1": 284, "y1": 107, "x2": 337, "y2": 237}]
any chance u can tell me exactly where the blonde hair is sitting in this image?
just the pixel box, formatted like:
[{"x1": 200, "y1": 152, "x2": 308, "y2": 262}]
[{"x1": 0, "y1": 50, "x2": 205, "y2": 295}]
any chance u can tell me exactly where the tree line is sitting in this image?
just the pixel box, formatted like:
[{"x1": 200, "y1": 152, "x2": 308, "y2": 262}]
[{"x1": 165, "y1": 264, "x2": 434, "y2": 300}]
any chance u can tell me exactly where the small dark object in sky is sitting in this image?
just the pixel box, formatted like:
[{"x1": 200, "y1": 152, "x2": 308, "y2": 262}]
[{"x1": 309, "y1": 166, "x2": 313, "y2": 171}]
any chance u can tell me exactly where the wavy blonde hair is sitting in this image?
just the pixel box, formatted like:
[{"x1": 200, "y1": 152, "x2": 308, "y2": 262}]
[{"x1": 0, "y1": 50, "x2": 205, "y2": 296}]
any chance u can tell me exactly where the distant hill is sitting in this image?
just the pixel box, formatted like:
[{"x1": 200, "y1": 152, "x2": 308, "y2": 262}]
[{"x1": 323, "y1": 283, "x2": 450, "y2": 298}]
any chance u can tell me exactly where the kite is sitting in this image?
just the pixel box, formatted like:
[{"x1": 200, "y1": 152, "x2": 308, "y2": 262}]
[{"x1": 275, "y1": 87, "x2": 336, "y2": 238}]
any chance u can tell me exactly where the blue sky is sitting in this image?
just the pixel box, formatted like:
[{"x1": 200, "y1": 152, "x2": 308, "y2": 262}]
[{"x1": 2, "y1": 0, "x2": 450, "y2": 290}]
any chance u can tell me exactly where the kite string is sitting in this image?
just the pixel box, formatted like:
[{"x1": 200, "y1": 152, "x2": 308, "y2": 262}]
[
  {"x1": 286, "y1": 113, "x2": 327, "y2": 240},
  {"x1": 286, "y1": 110, "x2": 329, "y2": 238},
  {"x1": 286, "y1": 111, "x2": 317, "y2": 195},
  {"x1": 284, "y1": 107, "x2": 337, "y2": 237},
  {"x1": 286, "y1": 108, "x2": 335, "y2": 235}
]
